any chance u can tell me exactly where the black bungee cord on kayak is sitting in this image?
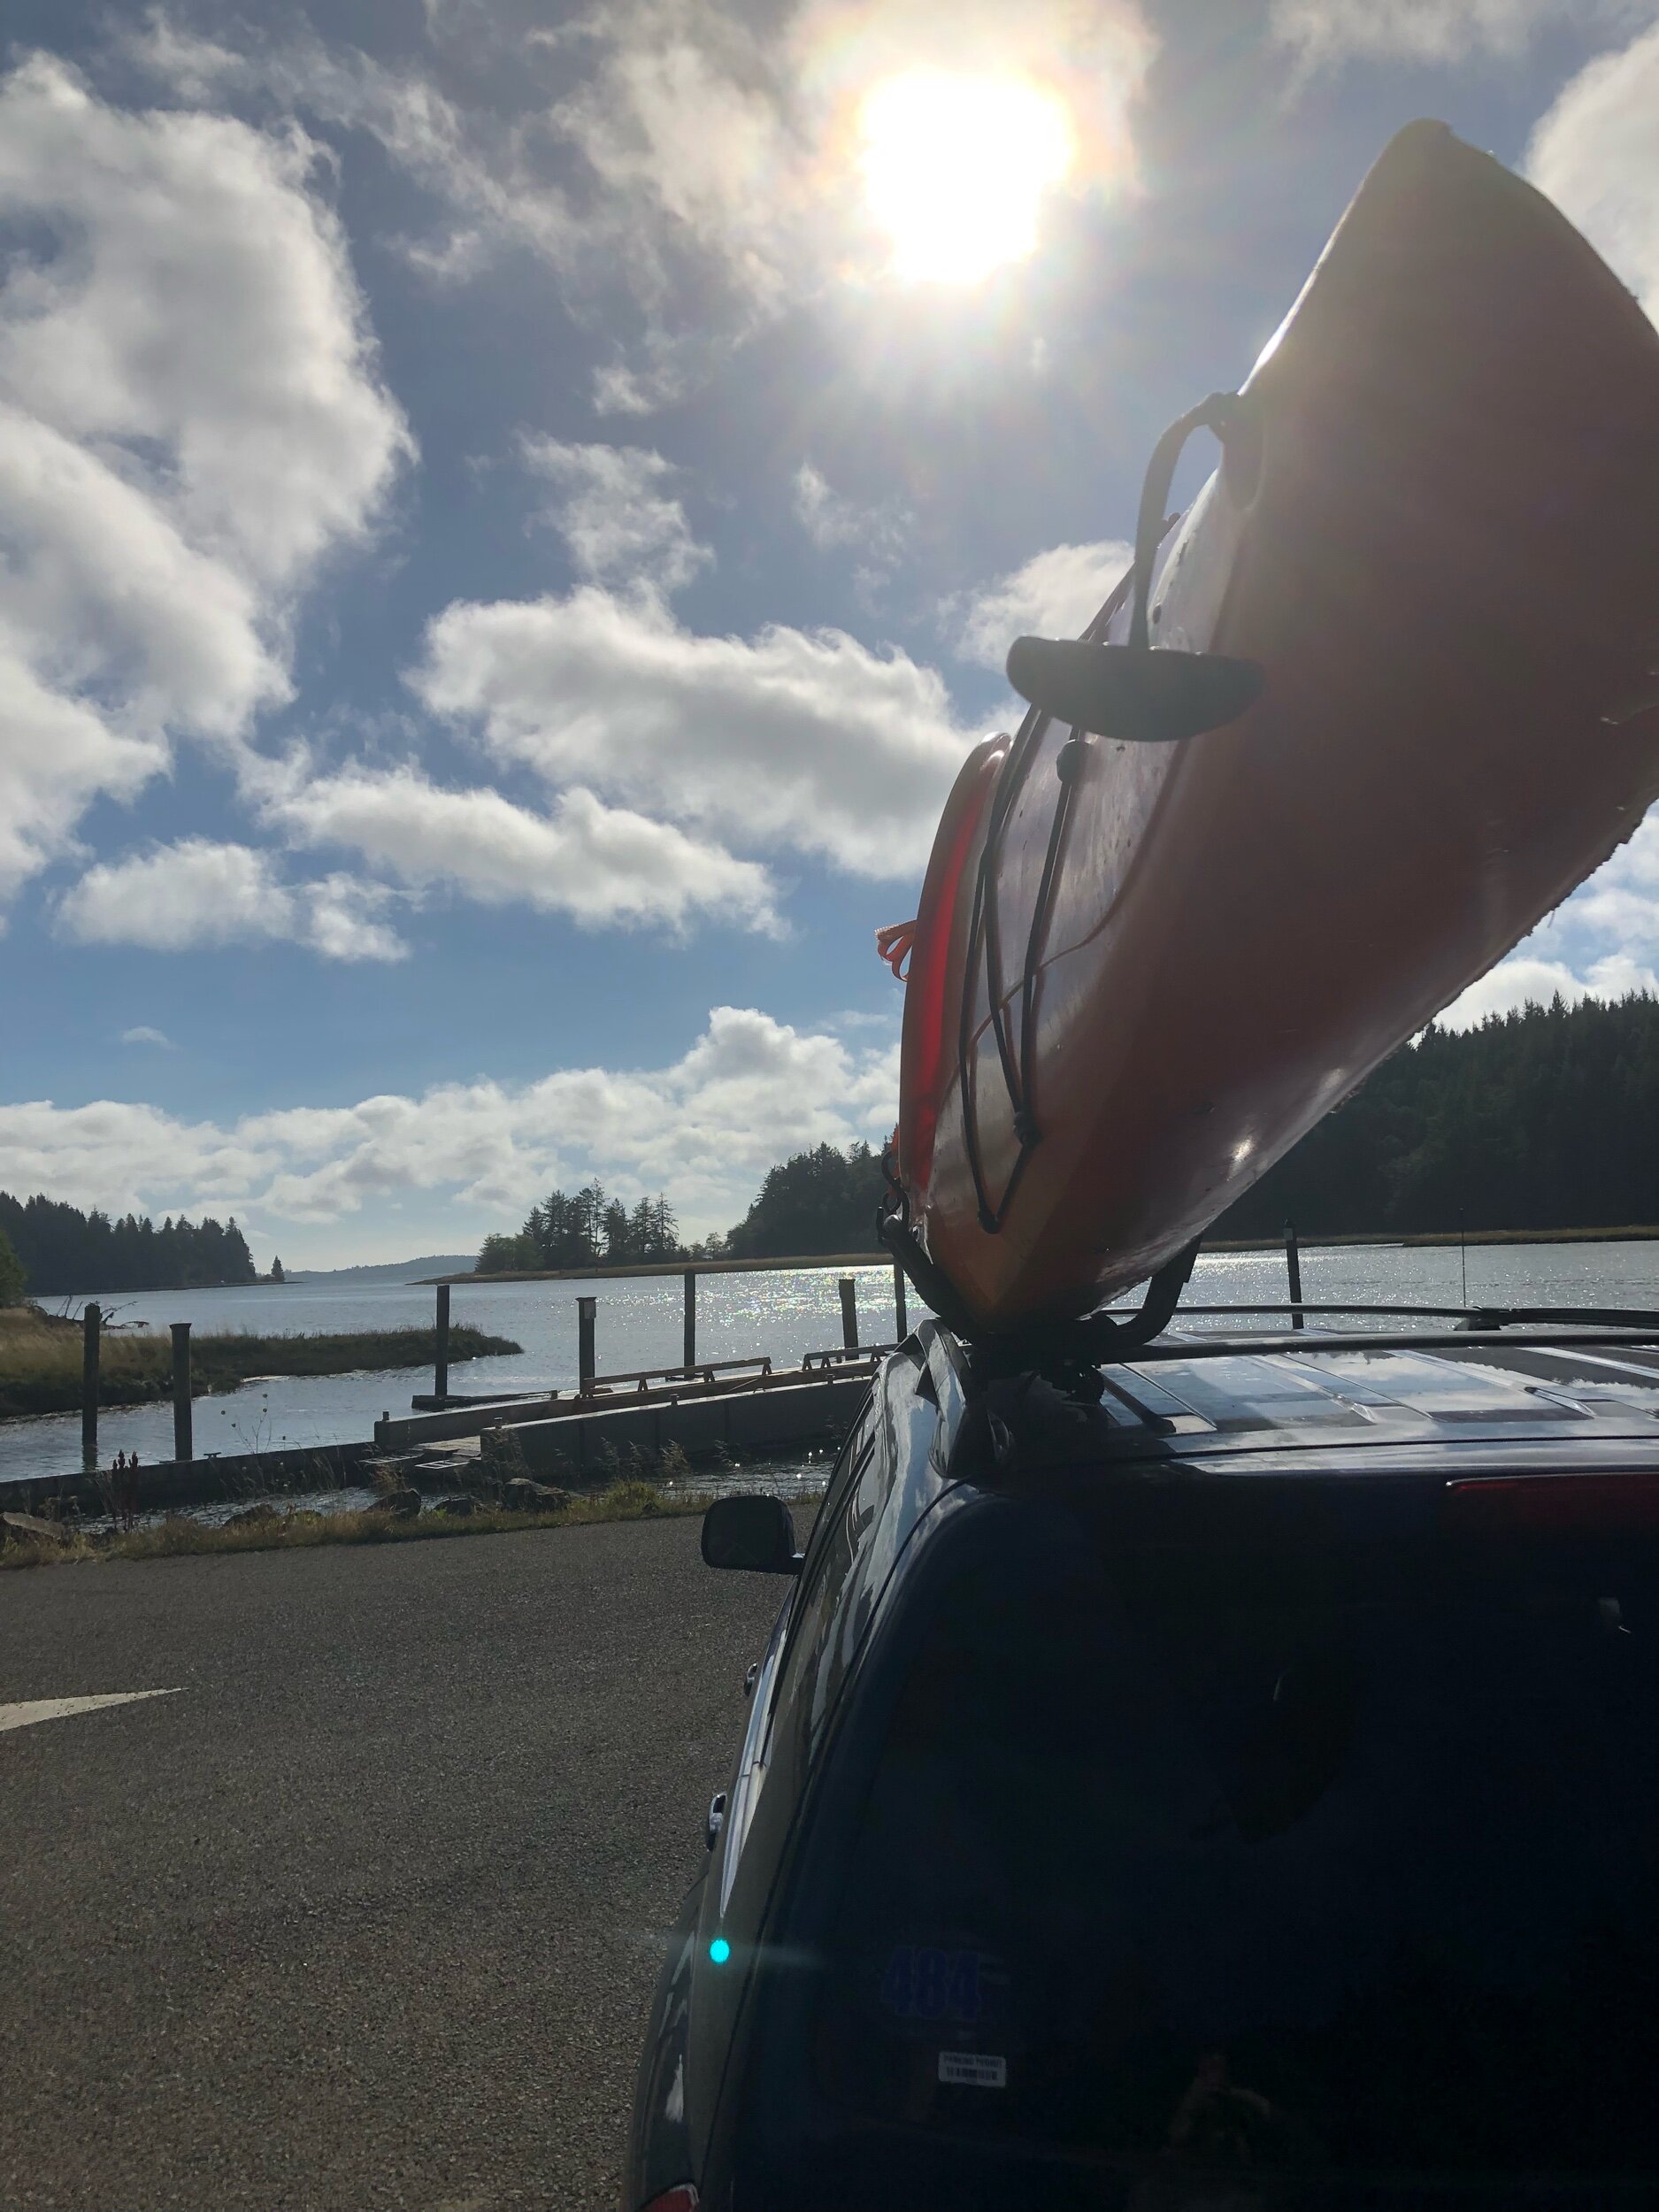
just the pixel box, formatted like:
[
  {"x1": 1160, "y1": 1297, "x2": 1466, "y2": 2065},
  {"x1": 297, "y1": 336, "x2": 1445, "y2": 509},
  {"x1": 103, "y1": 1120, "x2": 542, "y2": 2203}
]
[
  {"x1": 876, "y1": 393, "x2": 1264, "y2": 1354},
  {"x1": 957, "y1": 390, "x2": 1267, "y2": 1244}
]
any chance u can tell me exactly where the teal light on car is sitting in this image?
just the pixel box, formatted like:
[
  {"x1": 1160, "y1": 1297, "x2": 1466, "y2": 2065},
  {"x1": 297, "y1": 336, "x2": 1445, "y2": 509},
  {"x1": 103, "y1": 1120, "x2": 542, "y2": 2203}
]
[{"x1": 709, "y1": 1938, "x2": 732, "y2": 1965}]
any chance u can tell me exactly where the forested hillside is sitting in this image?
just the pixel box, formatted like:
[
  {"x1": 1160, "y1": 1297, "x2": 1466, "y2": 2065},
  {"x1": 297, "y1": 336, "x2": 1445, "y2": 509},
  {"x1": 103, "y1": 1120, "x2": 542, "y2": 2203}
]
[
  {"x1": 0, "y1": 1194, "x2": 258, "y2": 1296},
  {"x1": 1217, "y1": 993, "x2": 1659, "y2": 1239},
  {"x1": 723, "y1": 1141, "x2": 887, "y2": 1258}
]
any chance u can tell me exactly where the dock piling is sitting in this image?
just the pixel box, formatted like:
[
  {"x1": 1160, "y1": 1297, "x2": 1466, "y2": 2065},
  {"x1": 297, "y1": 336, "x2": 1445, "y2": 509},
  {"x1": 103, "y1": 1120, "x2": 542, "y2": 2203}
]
[
  {"x1": 578, "y1": 1296, "x2": 596, "y2": 1394},
  {"x1": 171, "y1": 1322, "x2": 194, "y2": 1461},
  {"x1": 892, "y1": 1259, "x2": 908, "y2": 1342},
  {"x1": 839, "y1": 1276, "x2": 859, "y2": 1353},
  {"x1": 434, "y1": 1284, "x2": 450, "y2": 1402},
  {"x1": 1286, "y1": 1220, "x2": 1304, "y2": 1331},
  {"x1": 81, "y1": 1302, "x2": 100, "y2": 1469},
  {"x1": 683, "y1": 1270, "x2": 696, "y2": 1371}
]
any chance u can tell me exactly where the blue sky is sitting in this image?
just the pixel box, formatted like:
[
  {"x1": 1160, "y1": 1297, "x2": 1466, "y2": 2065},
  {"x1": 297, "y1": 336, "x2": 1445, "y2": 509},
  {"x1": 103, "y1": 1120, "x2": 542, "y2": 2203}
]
[{"x1": 1, "y1": 0, "x2": 1656, "y2": 1264}]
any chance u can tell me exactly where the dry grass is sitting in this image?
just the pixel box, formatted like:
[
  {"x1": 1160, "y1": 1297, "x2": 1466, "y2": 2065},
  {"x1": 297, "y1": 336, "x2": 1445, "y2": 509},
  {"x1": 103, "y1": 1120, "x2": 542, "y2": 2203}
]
[
  {"x1": 0, "y1": 1307, "x2": 520, "y2": 1418},
  {"x1": 0, "y1": 1479, "x2": 740, "y2": 1571}
]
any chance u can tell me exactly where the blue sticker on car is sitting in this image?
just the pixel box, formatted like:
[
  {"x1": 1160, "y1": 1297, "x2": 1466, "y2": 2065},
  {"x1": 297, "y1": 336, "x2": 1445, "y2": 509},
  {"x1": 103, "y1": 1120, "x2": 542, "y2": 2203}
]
[{"x1": 879, "y1": 1945, "x2": 984, "y2": 2023}]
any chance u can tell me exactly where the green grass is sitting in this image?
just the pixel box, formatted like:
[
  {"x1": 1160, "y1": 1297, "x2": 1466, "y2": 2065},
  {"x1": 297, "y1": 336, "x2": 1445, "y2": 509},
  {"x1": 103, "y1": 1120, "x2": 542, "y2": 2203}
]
[
  {"x1": 0, "y1": 1479, "x2": 739, "y2": 1570},
  {"x1": 0, "y1": 1309, "x2": 521, "y2": 1418}
]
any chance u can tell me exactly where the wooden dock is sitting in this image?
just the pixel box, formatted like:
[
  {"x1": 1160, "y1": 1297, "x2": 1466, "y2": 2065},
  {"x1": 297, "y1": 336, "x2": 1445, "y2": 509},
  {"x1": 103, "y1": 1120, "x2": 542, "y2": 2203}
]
[{"x1": 373, "y1": 1350, "x2": 883, "y2": 1475}]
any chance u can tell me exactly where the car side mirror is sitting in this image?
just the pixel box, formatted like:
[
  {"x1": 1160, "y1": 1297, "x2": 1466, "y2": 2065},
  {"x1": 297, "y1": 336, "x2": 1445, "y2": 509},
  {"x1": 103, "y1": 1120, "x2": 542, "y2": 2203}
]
[{"x1": 702, "y1": 1494, "x2": 802, "y2": 1574}]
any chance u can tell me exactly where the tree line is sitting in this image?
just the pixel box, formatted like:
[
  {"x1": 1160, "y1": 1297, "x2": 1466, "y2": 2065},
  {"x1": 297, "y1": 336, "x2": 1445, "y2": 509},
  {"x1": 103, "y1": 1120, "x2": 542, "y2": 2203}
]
[
  {"x1": 477, "y1": 996, "x2": 1659, "y2": 1274},
  {"x1": 0, "y1": 1193, "x2": 258, "y2": 1298},
  {"x1": 478, "y1": 1184, "x2": 687, "y2": 1272},
  {"x1": 1216, "y1": 992, "x2": 1659, "y2": 1239},
  {"x1": 475, "y1": 1145, "x2": 888, "y2": 1274}
]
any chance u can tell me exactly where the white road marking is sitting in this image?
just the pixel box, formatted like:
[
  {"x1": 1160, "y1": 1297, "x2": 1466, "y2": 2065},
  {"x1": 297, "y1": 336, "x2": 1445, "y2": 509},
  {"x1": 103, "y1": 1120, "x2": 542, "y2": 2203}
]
[{"x1": 0, "y1": 1689, "x2": 182, "y2": 1734}]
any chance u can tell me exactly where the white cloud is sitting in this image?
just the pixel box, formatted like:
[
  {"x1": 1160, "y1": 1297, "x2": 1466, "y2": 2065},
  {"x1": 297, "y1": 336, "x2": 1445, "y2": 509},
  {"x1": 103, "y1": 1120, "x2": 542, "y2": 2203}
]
[
  {"x1": 126, "y1": 3, "x2": 1155, "y2": 410},
  {"x1": 522, "y1": 436, "x2": 710, "y2": 594},
  {"x1": 264, "y1": 766, "x2": 780, "y2": 931},
  {"x1": 0, "y1": 657, "x2": 165, "y2": 909},
  {"x1": 1437, "y1": 951, "x2": 1659, "y2": 1029},
  {"x1": 1437, "y1": 816, "x2": 1659, "y2": 1026},
  {"x1": 1270, "y1": 0, "x2": 1624, "y2": 65},
  {"x1": 120, "y1": 1026, "x2": 175, "y2": 1049},
  {"x1": 791, "y1": 463, "x2": 911, "y2": 601},
  {"x1": 0, "y1": 1007, "x2": 899, "y2": 1240},
  {"x1": 0, "y1": 56, "x2": 411, "y2": 588},
  {"x1": 0, "y1": 403, "x2": 281, "y2": 737},
  {"x1": 114, "y1": 11, "x2": 575, "y2": 288},
  {"x1": 55, "y1": 840, "x2": 407, "y2": 963},
  {"x1": 415, "y1": 585, "x2": 978, "y2": 877},
  {"x1": 1526, "y1": 19, "x2": 1659, "y2": 324},
  {"x1": 948, "y1": 538, "x2": 1134, "y2": 669},
  {"x1": 0, "y1": 55, "x2": 410, "y2": 904}
]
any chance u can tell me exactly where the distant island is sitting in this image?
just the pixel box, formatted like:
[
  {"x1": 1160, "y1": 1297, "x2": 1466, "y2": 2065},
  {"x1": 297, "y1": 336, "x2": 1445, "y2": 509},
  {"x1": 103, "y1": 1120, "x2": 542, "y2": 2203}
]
[{"x1": 286, "y1": 1256, "x2": 482, "y2": 1286}]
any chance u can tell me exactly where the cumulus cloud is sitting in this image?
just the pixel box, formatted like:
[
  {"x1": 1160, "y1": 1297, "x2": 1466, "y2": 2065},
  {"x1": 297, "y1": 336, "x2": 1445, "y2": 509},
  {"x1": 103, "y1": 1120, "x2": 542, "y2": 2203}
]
[
  {"x1": 1526, "y1": 19, "x2": 1659, "y2": 325},
  {"x1": 948, "y1": 538, "x2": 1134, "y2": 669},
  {"x1": 120, "y1": 1026, "x2": 175, "y2": 1049},
  {"x1": 0, "y1": 1006, "x2": 899, "y2": 1238},
  {"x1": 119, "y1": 12, "x2": 580, "y2": 288},
  {"x1": 264, "y1": 766, "x2": 780, "y2": 931},
  {"x1": 522, "y1": 436, "x2": 711, "y2": 594},
  {"x1": 0, "y1": 54, "x2": 409, "y2": 904},
  {"x1": 127, "y1": 2, "x2": 1154, "y2": 410},
  {"x1": 56, "y1": 841, "x2": 407, "y2": 963},
  {"x1": 415, "y1": 585, "x2": 978, "y2": 877},
  {"x1": 1270, "y1": 0, "x2": 1624, "y2": 66},
  {"x1": 1437, "y1": 952, "x2": 1659, "y2": 1030},
  {"x1": 791, "y1": 462, "x2": 911, "y2": 601}
]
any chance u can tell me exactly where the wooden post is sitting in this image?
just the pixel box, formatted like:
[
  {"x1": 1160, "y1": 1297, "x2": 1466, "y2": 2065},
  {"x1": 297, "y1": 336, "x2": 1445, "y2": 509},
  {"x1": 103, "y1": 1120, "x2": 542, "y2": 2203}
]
[
  {"x1": 81, "y1": 1302, "x2": 100, "y2": 1468},
  {"x1": 434, "y1": 1284, "x2": 450, "y2": 1402},
  {"x1": 892, "y1": 1259, "x2": 908, "y2": 1343},
  {"x1": 839, "y1": 1276, "x2": 859, "y2": 1353},
  {"x1": 1285, "y1": 1220, "x2": 1304, "y2": 1331},
  {"x1": 578, "y1": 1296, "x2": 596, "y2": 1394},
  {"x1": 683, "y1": 1270, "x2": 696, "y2": 1371},
  {"x1": 171, "y1": 1322, "x2": 193, "y2": 1462}
]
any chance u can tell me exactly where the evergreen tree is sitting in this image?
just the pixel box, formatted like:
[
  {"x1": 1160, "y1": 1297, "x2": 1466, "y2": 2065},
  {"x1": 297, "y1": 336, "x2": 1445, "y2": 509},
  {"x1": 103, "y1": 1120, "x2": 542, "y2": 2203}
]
[
  {"x1": 0, "y1": 1224, "x2": 25, "y2": 1306},
  {"x1": 725, "y1": 1141, "x2": 887, "y2": 1258}
]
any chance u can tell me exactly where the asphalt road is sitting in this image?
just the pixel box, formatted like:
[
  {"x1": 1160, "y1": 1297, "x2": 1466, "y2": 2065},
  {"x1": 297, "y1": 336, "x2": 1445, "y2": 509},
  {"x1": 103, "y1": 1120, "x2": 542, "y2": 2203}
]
[{"x1": 0, "y1": 1517, "x2": 787, "y2": 2212}]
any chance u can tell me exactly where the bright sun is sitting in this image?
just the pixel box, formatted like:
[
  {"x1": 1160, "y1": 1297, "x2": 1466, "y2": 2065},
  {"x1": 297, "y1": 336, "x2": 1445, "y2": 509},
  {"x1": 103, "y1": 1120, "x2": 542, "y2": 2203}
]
[{"x1": 857, "y1": 71, "x2": 1075, "y2": 286}]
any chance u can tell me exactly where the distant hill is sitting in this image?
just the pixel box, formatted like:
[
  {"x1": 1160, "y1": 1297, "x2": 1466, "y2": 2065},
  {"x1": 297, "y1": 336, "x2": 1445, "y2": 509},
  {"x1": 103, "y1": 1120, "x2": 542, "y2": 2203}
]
[{"x1": 286, "y1": 1254, "x2": 479, "y2": 1285}]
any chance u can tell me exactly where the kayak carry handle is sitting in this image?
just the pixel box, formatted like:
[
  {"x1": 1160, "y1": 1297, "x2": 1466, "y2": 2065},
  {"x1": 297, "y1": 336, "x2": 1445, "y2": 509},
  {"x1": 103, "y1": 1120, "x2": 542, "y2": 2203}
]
[
  {"x1": 1005, "y1": 390, "x2": 1265, "y2": 742},
  {"x1": 1005, "y1": 636, "x2": 1263, "y2": 743}
]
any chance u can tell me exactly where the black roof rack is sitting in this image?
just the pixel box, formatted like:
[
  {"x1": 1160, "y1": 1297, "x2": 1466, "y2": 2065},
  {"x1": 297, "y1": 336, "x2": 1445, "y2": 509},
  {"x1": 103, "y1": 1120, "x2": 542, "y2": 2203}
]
[
  {"x1": 1157, "y1": 1302, "x2": 1659, "y2": 1333},
  {"x1": 1110, "y1": 1322, "x2": 1659, "y2": 1366}
]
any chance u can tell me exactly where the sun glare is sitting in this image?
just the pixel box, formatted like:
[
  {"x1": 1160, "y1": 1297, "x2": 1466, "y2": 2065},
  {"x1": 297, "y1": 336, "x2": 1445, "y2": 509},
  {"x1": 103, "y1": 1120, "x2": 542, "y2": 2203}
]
[{"x1": 858, "y1": 72, "x2": 1075, "y2": 286}]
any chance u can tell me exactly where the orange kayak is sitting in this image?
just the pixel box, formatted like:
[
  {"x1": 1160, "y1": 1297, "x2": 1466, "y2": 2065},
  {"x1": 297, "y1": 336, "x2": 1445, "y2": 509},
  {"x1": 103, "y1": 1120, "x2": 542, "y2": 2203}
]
[{"x1": 887, "y1": 121, "x2": 1659, "y2": 1336}]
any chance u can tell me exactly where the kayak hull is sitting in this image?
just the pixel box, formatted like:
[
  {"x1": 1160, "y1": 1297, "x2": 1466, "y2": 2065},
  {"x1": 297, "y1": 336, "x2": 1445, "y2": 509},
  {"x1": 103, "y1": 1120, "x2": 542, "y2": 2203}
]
[{"x1": 900, "y1": 121, "x2": 1659, "y2": 1333}]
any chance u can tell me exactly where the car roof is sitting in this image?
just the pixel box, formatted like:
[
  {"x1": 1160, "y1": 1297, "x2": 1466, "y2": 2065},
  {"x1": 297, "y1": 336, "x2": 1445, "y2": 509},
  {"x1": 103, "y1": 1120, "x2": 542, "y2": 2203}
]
[{"x1": 918, "y1": 1318, "x2": 1659, "y2": 1480}]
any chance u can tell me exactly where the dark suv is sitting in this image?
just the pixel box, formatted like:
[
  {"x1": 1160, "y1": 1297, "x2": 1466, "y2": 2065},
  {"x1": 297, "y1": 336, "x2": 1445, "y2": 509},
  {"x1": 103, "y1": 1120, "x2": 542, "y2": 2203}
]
[{"x1": 625, "y1": 1312, "x2": 1659, "y2": 2209}]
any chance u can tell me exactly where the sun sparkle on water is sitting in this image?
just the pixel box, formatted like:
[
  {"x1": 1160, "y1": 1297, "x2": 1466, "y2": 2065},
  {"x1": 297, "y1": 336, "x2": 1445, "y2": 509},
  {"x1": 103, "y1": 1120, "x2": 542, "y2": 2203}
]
[{"x1": 858, "y1": 71, "x2": 1074, "y2": 286}]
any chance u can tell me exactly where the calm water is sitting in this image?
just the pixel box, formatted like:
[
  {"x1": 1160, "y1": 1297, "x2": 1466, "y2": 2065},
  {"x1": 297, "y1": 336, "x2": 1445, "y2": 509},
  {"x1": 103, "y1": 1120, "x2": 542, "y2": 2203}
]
[{"x1": 4, "y1": 1244, "x2": 1656, "y2": 1486}]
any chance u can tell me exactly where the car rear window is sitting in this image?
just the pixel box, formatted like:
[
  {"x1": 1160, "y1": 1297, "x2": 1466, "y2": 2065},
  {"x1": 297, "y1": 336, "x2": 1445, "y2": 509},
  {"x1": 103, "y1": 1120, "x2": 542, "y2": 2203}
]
[{"x1": 810, "y1": 1527, "x2": 1659, "y2": 2183}]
